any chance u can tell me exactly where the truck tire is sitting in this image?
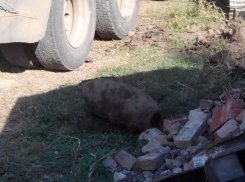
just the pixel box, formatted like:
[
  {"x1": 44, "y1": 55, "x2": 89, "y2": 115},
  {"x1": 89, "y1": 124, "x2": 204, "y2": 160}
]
[
  {"x1": 1, "y1": 43, "x2": 41, "y2": 68},
  {"x1": 96, "y1": 0, "x2": 139, "y2": 40},
  {"x1": 35, "y1": 0, "x2": 96, "y2": 70}
]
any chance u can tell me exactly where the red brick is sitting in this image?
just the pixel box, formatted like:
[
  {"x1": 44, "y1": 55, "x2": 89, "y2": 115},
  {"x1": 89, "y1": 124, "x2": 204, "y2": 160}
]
[
  {"x1": 236, "y1": 109, "x2": 245, "y2": 123},
  {"x1": 219, "y1": 92, "x2": 228, "y2": 101},
  {"x1": 163, "y1": 116, "x2": 188, "y2": 133},
  {"x1": 214, "y1": 119, "x2": 239, "y2": 140},
  {"x1": 211, "y1": 98, "x2": 243, "y2": 132},
  {"x1": 115, "y1": 150, "x2": 136, "y2": 170}
]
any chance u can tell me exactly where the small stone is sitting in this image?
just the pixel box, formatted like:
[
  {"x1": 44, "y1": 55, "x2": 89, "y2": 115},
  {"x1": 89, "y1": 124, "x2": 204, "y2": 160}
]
[
  {"x1": 115, "y1": 151, "x2": 136, "y2": 170},
  {"x1": 173, "y1": 168, "x2": 183, "y2": 174},
  {"x1": 178, "y1": 150, "x2": 189, "y2": 157},
  {"x1": 192, "y1": 155, "x2": 209, "y2": 168},
  {"x1": 174, "y1": 156, "x2": 185, "y2": 163},
  {"x1": 113, "y1": 172, "x2": 127, "y2": 182},
  {"x1": 157, "y1": 164, "x2": 167, "y2": 172},
  {"x1": 184, "y1": 160, "x2": 194, "y2": 171},
  {"x1": 196, "y1": 136, "x2": 208, "y2": 145},
  {"x1": 128, "y1": 31, "x2": 135, "y2": 37},
  {"x1": 142, "y1": 171, "x2": 153, "y2": 178},
  {"x1": 165, "y1": 159, "x2": 181, "y2": 169},
  {"x1": 136, "y1": 153, "x2": 164, "y2": 171},
  {"x1": 161, "y1": 169, "x2": 172, "y2": 176},
  {"x1": 200, "y1": 99, "x2": 214, "y2": 110},
  {"x1": 214, "y1": 119, "x2": 239, "y2": 140},
  {"x1": 54, "y1": 151, "x2": 59, "y2": 155},
  {"x1": 172, "y1": 149, "x2": 181, "y2": 157},
  {"x1": 103, "y1": 157, "x2": 118, "y2": 172},
  {"x1": 138, "y1": 128, "x2": 164, "y2": 142}
]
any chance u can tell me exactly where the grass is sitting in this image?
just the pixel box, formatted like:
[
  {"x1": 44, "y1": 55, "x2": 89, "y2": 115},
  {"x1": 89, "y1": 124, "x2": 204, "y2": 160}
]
[
  {"x1": 139, "y1": 0, "x2": 223, "y2": 33},
  {"x1": 0, "y1": 0, "x2": 242, "y2": 181}
]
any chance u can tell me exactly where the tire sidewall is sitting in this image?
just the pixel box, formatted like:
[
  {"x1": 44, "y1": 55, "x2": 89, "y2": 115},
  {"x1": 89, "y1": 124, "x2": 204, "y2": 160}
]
[
  {"x1": 52, "y1": 0, "x2": 96, "y2": 70},
  {"x1": 109, "y1": 0, "x2": 140, "y2": 39}
]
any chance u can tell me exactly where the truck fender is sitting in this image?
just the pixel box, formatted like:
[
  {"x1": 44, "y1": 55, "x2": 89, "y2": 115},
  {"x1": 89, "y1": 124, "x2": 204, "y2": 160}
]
[{"x1": 0, "y1": 0, "x2": 52, "y2": 43}]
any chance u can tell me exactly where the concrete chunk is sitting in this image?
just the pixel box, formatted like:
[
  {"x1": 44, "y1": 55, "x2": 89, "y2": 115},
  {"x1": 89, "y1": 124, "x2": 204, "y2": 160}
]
[
  {"x1": 115, "y1": 150, "x2": 136, "y2": 170},
  {"x1": 136, "y1": 153, "x2": 164, "y2": 171},
  {"x1": 174, "y1": 109, "x2": 210, "y2": 149}
]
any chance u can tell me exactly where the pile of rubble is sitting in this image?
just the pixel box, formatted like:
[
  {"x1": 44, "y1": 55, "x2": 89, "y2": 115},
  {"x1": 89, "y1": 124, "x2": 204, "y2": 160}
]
[{"x1": 103, "y1": 88, "x2": 245, "y2": 182}]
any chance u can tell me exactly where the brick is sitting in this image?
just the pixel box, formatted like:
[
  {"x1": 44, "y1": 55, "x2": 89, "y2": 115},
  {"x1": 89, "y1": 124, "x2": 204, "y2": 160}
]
[
  {"x1": 138, "y1": 128, "x2": 164, "y2": 142},
  {"x1": 211, "y1": 98, "x2": 243, "y2": 132},
  {"x1": 154, "y1": 135, "x2": 174, "y2": 147},
  {"x1": 115, "y1": 150, "x2": 136, "y2": 170},
  {"x1": 168, "y1": 122, "x2": 182, "y2": 137},
  {"x1": 136, "y1": 153, "x2": 164, "y2": 170},
  {"x1": 236, "y1": 109, "x2": 245, "y2": 123},
  {"x1": 165, "y1": 159, "x2": 181, "y2": 169},
  {"x1": 240, "y1": 120, "x2": 245, "y2": 131},
  {"x1": 219, "y1": 92, "x2": 228, "y2": 101},
  {"x1": 146, "y1": 146, "x2": 171, "y2": 155},
  {"x1": 214, "y1": 119, "x2": 239, "y2": 140},
  {"x1": 174, "y1": 109, "x2": 210, "y2": 149},
  {"x1": 200, "y1": 99, "x2": 214, "y2": 110},
  {"x1": 142, "y1": 140, "x2": 162, "y2": 154},
  {"x1": 163, "y1": 116, "x2": 188, "y2": 133}
]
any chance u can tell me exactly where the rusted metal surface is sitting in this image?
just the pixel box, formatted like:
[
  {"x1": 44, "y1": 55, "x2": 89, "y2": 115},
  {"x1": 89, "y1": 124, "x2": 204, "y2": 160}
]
[
  {"x1": 79, "y1": 78, "x2": 162, "y2": 131},
  {"x1": 0, "y1": 0, "x2": 52, "y2": 43}
]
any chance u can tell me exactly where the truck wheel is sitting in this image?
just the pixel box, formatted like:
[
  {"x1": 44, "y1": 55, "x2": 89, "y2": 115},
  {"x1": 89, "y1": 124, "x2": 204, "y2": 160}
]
[
  {"x1": 35, "y1": 0, "x2": 96, "y2": 70},
  {"x1": 1, "y1": 43, "x2": 41, "y2": 68},
  {"x1": 96, "y1": 0, "x2": 139, "y2": 40}
]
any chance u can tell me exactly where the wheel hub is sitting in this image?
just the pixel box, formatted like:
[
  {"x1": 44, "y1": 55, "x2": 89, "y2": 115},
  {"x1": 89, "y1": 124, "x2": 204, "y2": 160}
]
[{"x1": 117, "y1": 0, "x2": 136, "y2": 20}]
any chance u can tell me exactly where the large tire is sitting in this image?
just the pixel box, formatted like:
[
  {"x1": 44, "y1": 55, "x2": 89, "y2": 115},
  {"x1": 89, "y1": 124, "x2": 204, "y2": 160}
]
[
  {"x1": 96, "y1": 0, "x2": 139, "y2": 40},
  {"x1": 1, "y1": 43, "x2": 41, "y2": 68},
  {"x1": 35, "y1": 0, "x2": 96, "y2": 71}
]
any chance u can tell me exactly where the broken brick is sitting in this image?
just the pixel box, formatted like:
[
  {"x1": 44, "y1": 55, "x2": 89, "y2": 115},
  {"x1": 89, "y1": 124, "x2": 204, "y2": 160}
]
[
  {"x1": 165, "y1": 159, "x2": 181, "y2": 169},
  {"x1": 163, "y1": 116, "x2": 188, "y2": 134},
  {"x1": 136, "y1": 153, "x2": 164, "y2": 171},
  {"x1": 115, "y1": 150, "x2": 136, "y2": 170},
  {"x1": 236, "y1": 109, "x2": 245, "y2": 123},
  {"x1": 142, "y1": 140, "x2": 162, "y2": 154},
  {"x1": 154, "y1": 135, "x2": 174, "y2": 147},
  {"x1": 174, "y1": 109, "x2": 210, "y2": 149},
  {"x1": 214, "y1": 119, "x2": 239, "y2": 140},
  {"x1": 211, "y1": 98, "x2": 243, "y2": 132}
]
